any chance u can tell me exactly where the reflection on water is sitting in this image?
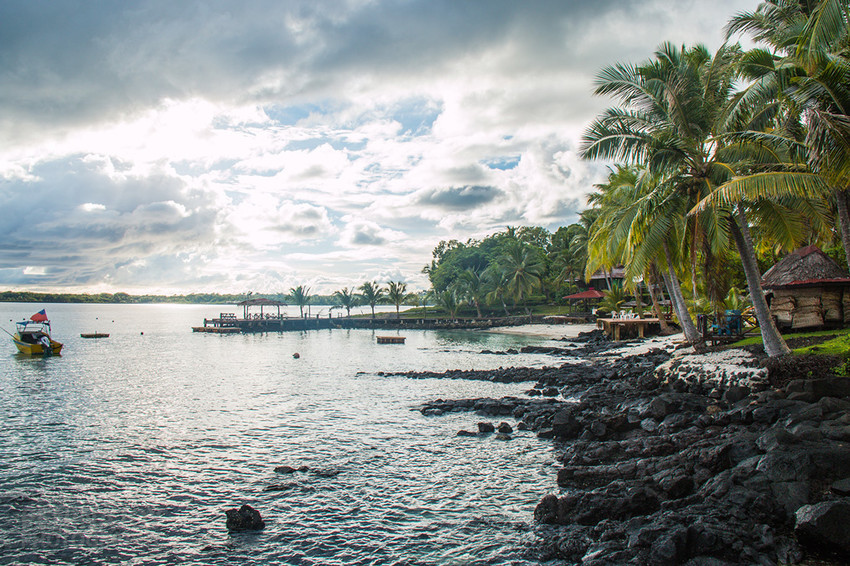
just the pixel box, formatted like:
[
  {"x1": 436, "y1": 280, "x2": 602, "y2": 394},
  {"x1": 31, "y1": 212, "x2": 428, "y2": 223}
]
[{"x1": 0, "y1": 304, "x2": 570, "y2": 565}]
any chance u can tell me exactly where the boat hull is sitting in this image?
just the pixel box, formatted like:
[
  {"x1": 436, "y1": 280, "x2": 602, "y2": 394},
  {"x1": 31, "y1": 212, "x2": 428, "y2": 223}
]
[{"x1": 13, "y1": 336, "x2": 63, "y2": 355}]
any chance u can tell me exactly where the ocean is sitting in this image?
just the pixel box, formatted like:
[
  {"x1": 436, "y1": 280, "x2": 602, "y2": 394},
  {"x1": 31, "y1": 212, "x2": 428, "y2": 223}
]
[{"x1": 0, "y1": 303, "x2": 572, "y2": 565}]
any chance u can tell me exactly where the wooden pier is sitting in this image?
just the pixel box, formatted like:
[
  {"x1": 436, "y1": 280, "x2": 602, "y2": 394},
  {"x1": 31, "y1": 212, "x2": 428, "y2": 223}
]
[
  {"x1": 596, "y1": 317, "x2": 660, "y2": 340},
  {"x1": 376, "y1": 336, "x2": 406, "y2": 344},
  {"x1": 193, "y1": 309, "x2": 591, "y2": 334}
]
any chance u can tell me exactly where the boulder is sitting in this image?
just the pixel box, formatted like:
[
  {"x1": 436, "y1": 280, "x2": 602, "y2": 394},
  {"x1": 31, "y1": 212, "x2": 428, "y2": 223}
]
[
  {"x1": 794, "y1": 498, "x2": 850, "y2": 556},
  {"x1": 477, "y1": 421, "x2": 495, "y2": 433},
  {"x1": 786, "y1": 377, "x2": 850, "y2": 401},
  {"x1": 225, "y1": 504, "x2": 265, "y2": 531},
  {"x1": 551, "y1": 409, "x2": 581, "y2": 438}
]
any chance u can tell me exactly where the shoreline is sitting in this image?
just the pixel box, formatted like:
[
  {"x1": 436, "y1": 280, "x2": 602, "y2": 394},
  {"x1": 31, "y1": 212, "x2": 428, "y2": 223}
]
[{"x1": 413, "y1": 329, "x2": 850, "y2": 564}]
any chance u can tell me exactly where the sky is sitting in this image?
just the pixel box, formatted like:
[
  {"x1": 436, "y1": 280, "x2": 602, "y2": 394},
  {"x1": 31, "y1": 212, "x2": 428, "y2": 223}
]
[{"x1": 0, "y1": 0, "x2": 756, "y2": 295}]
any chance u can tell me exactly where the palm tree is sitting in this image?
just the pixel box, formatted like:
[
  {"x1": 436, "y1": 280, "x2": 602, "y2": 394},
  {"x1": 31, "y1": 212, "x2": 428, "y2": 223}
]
[
  {"x1": 455, "y1": 268, "x2": 488, "y2": 318},
  {"x1": 483, "y1": 264, "x2": 512, "y2": 316},
  {"x1": 358, "y1": 281, "x2": 385, "y2": 319},
  {"x1": 726, "y1": 0, "x2": 850, "y2": 265},
  {"x1": 582, "y1": 41, "x2": 798, "y2": 357},
  {"x1": 436, "y1": 289, "x2": 461, "y2": 321},
  {"x1": 333, "y1": 287, "x2": 358, "y2": 317},
  {"x1": 499, "y1": 241, "x2": 545, "y2": 315},
  {"x1": 289, "y1": 285, "x2": 311, "y2": 318},
  {"x1": 386, "y1": 281, "x2": 411, "y2": 316},
  {"x1": 585, "y1": 167, "x2": 683, "y2": 334}
]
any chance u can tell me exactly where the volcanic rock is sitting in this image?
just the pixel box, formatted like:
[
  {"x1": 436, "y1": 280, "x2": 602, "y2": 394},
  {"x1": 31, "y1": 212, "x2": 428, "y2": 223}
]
[{"x1": 225, "y1": 504, "x2": 265, "y2": 531}]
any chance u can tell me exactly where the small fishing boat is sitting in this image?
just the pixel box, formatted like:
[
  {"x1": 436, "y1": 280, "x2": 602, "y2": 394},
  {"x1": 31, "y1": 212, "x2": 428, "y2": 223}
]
[
  {"x1": 80, "y1": 332, "x2": 109, "y2": 339},
  {"x1": 11, "y1": 310, "x2": 63, "y2": 355}
]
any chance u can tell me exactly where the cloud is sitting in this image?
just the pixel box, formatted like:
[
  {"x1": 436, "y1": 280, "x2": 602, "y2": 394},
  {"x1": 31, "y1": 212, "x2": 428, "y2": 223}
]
[
  {"x1": 339, "y1": 217, "x2": 405, "y2": 247},
  {"x1": 0, "y1": 0, "x2": 754, "y2": 293},
  {"x1": 415, "y1": 185, "x2": 503, "y2": 211}
]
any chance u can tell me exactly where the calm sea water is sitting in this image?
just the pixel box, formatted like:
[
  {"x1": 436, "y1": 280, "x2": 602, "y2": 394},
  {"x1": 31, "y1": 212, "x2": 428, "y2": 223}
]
[{"x1": 0, "y1": 303, "x2": 572, "y2": 565}]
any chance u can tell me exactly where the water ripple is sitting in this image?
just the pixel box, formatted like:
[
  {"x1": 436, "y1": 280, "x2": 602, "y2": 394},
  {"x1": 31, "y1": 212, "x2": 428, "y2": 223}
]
[{"x1": 0, "y1": 304, "x2": 567, "y2": 565}]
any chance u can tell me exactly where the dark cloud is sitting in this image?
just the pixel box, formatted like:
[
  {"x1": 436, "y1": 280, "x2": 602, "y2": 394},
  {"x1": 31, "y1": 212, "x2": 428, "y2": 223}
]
[
  {"x1": 415, "y1": 185, "x2": 502, "y2": 211},
  {"x1": 0, "y1": 154, "x2": 220, "y2": 286},
  {"x1": 351, "y1": 230, "x2": 385, "y2": 246},
  {"x1": 0, "y1": 0, "x2": 741, "y2": 145}
]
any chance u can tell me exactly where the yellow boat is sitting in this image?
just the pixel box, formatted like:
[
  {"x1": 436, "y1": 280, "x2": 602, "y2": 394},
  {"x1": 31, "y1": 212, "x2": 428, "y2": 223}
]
[{"x1": 11, "y1": 311, "x2": 63, "y2": 355}]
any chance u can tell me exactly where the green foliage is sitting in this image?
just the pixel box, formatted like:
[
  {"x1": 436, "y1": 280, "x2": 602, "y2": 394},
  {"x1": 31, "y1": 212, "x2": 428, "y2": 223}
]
[
  {"x1": 793, "y1": 330, "x2": 850, "y2": 356},
  {"x1": 599, "y1": 284, "x2": 628, "y2": 314},
  {"x1": 424, "y1": 225, "x2": 589, "y2": 312}
]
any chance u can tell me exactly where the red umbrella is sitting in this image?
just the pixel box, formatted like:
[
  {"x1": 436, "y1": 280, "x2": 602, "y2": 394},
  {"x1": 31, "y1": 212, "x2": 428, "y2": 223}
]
[{"x1": 564, "y1": 289, "x2": 605, "y2": 300}]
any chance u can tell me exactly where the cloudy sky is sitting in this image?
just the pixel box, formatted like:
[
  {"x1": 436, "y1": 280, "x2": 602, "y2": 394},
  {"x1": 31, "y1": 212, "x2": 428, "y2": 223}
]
[{"x1": 1, "y1": 0, "x2": 754, "y2": 295}]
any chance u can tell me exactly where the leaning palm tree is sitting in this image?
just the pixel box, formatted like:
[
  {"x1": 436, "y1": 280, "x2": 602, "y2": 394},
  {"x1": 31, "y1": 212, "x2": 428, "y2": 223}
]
[
  {"x1": 358, "y1": 281, "x2": 385, "y2": 319},
  {"x1": 386, "y1": 281, "x2": 411, "y2": 315},
  {"x1": 582, "y1": 41, "x2": 801, "y2": 357},
  {"x1": 289, "y1": 285, "x2": 311, "y2": 318},
  {"x1": 585, "y1": 166, "x2": 683, "y2": 335},
  {"x1": 333, "y1": 287, "x2": 358, "y2": 317}
]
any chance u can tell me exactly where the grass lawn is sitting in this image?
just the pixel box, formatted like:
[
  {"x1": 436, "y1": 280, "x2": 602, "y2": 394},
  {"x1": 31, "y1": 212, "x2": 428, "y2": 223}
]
[{"x1": 731, "y1": 327, "x2": 850, "y2": 356}]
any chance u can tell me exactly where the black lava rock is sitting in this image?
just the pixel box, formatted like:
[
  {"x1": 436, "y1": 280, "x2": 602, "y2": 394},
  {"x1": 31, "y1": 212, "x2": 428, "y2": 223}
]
[{"x1": 225, "y1": 504, "x2": 265, "y2": 531}]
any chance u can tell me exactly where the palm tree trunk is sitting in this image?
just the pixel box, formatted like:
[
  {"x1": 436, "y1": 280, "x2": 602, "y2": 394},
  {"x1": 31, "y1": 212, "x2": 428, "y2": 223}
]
[
  {"x1": 647, "y1": 264, "x2": 673, "y2": 334},
  {"x1": 835, "y1": 187, "x2": 850, "y2": 268},
  {"x1": 729, "y1": 205, "x2": 790, "y2": 357},
  {"x1": 663, "y1": 242, "x2": 701, "y2": 346}
]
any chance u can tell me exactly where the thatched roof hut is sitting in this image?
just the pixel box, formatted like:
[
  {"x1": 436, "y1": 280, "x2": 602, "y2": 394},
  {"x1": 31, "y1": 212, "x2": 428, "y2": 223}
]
[{"x1": 761, "y1": 246, "x2": 850, "y2": 329}]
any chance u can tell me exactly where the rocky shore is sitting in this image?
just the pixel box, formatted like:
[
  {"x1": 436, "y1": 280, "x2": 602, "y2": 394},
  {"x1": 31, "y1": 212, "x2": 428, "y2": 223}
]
[{"x1": 417, "y1": 330, "x2": 850, "y2": 565}]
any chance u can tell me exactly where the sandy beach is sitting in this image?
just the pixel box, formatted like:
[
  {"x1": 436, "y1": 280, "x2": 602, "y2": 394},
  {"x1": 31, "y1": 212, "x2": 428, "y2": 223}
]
[
  {"x1": 484, "y1": 322, "x2": 598, "y2": 338},
  {"x1": 486, "y1": 322, "x2": 687, "y2": 357}
]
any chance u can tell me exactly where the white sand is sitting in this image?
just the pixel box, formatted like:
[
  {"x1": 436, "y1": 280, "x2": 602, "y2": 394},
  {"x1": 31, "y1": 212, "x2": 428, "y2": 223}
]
[
  {"x1": 601, "y1": 332, "x2": 686, "y2": 357},
  {"x1": 487, "y1": 323, "x2": 687, "y2": 357},
  {"x1": 484, "y1": 323, "x2": 598, "y2": 339}
]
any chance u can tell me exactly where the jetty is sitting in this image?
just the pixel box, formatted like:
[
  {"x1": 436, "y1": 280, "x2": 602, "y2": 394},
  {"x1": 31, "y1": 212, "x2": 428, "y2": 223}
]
[
  {"x1": 596, "y1": 316, "x2": 660, "y2": 340},
  {"x1": 193, "y1": 299, "x2": 602, "y2": 334},
  {"x1": 193, "y1": 312, "x2": 576, "y2": 334}
]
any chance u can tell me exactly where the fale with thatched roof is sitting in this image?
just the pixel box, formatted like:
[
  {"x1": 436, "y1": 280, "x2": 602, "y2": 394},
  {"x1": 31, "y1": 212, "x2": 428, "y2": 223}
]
[{"x1": 761, "y1": 245, "x2": 850, "y2": 330}]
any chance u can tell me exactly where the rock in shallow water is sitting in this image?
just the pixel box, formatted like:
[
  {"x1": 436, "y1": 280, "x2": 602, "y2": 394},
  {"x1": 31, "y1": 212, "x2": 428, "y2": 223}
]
[{"x1": 225, "y1": 504, "x2": 265, "y2": 531}]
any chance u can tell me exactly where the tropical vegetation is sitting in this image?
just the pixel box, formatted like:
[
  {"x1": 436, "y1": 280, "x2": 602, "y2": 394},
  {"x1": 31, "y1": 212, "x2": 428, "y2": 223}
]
[
  {"x1": 288, "y1": 285, "x2": 312, "y2": 318},
  {"x1": 577, "y1": 0, "x2": 850, "y2": 358}
]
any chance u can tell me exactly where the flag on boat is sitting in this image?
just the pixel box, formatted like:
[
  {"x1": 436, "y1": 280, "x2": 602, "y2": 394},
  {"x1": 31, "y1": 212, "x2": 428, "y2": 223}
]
[{"x1": 30, "y1": 310, "x2": 48, "y2": 322}]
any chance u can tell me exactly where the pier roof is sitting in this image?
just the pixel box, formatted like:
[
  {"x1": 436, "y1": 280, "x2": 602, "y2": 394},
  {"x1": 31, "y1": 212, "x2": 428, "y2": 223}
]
[{"x1": 236, "y1": 298, "x2": 288, "y2": 307}]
